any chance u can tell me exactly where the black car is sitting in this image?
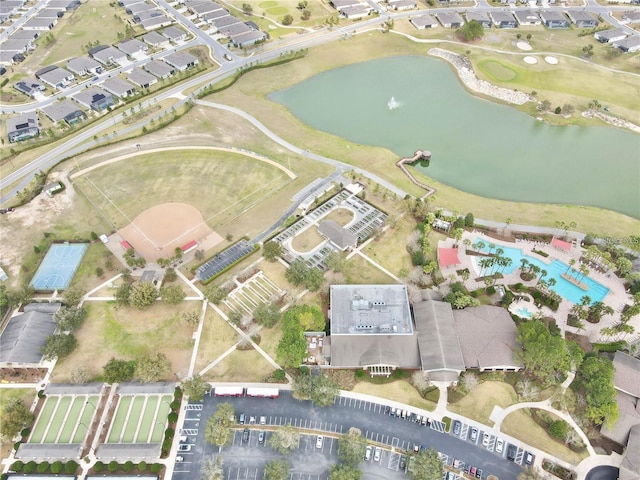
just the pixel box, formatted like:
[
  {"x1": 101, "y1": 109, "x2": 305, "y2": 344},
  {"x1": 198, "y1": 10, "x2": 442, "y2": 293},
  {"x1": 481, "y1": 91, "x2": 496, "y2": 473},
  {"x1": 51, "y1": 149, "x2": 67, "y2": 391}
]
[
  {"x1": 507, "y1": 444, "x2": 517, "y2": 461},
  {"x1": 258, "y1": 431, "x2": 265, "y2": 444},
  {"x1": 385, "y1": 406, "x2": 390, "y2": 414},
  {"x1": 242, "y1": 428, "x2": 249, "y2": 442},
  {"x1": 453, "y1": 420, "x2": 461, "y2": 435},
  {"x1": 399, "y1": 455, "x2": 406, "y2": 471}
]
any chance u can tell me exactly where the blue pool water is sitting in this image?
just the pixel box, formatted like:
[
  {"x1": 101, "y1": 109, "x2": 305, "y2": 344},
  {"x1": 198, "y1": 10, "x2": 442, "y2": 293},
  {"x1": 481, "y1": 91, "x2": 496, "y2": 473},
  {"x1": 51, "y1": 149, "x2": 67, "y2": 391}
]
[
  {"x1": 474, "y1": 240, "x2": 609, "y2": 304},
  {"x1": 515, "y1": 307, "x2": 534, "y2": 318}
]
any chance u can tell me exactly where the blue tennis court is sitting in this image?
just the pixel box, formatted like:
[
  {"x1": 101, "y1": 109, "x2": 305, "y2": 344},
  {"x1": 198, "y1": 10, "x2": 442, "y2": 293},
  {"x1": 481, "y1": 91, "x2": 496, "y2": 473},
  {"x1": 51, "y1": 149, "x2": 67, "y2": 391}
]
[{"x1": 30, "y1": 243, "x2": 89, "y2": 291}]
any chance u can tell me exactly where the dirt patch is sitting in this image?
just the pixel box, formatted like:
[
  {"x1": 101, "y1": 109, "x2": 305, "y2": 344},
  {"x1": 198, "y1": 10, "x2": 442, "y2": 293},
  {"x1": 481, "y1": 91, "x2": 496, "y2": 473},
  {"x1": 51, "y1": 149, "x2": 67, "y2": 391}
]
[
  {"x1": 118, "y1": 202, "x2": 223, "y2": 262},
  {"x1": 0, "y1": 367, "x2": 48, "y2": 384}
]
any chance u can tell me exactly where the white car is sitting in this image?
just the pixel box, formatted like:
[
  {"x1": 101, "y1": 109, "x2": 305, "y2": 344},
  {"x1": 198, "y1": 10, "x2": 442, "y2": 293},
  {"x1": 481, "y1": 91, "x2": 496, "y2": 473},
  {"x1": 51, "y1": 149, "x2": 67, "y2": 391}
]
[
  {"x1": 316, "y1": 435, "x2": 324, "y2": 448},
  {"x1": 364, "y1": 445, "x2": 372, "y2": 461},
  {"x1": 373, "y1": 447, "x2": 381, "y2": 462},
  {"x1": 482, "y1": 432, "x2": 491, "y2": 447},
  {"x1": 496, "y1": 438, "x2": 504, "y2": 454}
]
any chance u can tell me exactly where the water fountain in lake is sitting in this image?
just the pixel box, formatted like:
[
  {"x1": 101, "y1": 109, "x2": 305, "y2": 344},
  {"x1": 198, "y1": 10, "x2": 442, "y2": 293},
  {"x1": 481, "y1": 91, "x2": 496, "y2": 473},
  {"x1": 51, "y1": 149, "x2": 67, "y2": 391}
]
[{"x1": 387, "y1": 96, "x2": 400, "y2": 110}]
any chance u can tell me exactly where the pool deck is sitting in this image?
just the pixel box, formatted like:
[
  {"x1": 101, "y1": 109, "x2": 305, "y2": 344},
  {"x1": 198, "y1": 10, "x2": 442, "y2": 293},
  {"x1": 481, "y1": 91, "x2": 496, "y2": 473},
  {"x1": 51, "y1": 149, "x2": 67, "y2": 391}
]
[{"x1": 440, "y1": 231, "x2": 637, "y2": 343}]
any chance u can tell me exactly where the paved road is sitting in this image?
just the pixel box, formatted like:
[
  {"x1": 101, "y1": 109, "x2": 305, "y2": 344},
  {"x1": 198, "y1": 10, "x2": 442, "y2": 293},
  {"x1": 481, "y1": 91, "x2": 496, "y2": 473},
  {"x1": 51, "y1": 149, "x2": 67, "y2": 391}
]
[{"x1": 171, "y1": 392, "x2": 524, "y2": 480}]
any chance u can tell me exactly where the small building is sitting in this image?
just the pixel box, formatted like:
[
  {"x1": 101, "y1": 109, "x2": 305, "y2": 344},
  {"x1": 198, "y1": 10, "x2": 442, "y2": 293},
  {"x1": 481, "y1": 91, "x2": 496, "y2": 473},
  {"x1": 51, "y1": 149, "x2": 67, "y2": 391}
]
[
  {"x1": 134, "y1": 8, "x2": 164, "y2": 23},
  {"x1": 202, "y1": 9, "x2": 228, "y2": 23},
  {"x1": 410, "y1": 14, "x2": 439, "y2": 29},
  {"x1": 489, "y1": 11, "x2": 517, "y2": 28},
  {"x1": 318, "y1": 220, "x2": 358, "y2": 251},
  {"x1": 35, "y1": 65, "x2": 75, "y2": 89},
  {"x1": 622, "y1": 11, "x2": 640, "y2": 24},
  {"x1": 601, "y1": 352, "x2": 640, "y2": 445},
  {"x1": 388, "y1": 0, "x2": 416, "y2": 10},
  {"x1": 620, "y1": 425, "x2": 640, "y2": 480},
  {"x1": 141, "y1": 30, "x2": 169, "y2": 48},
  {"x1": 190, "y1": 1, "x2": 223, "y2": 16},
  {"x1": 41, "y1": 99, "x2": 86, "y2": 125},
  {"x1": 14, "y1": 77, "x2": 46, "y2": 97},
  {"x1": 514, "y1": 9, "x2": 541, "y2": 26},
  {"x1": 1, "y1": 37, "x2": 33, "y2": 53},
  {"x1": 7, "y1": 112, "x2": 40, "y2": 143},
  {"x1": 539, "y1": 10, "x2": 569, "y2": 28},
  {"x1": 340, "y1": 4, "x2": 370, "y2": 19},
  {"x1": 436, "y1": 11, "x2": 464, "y2": 28},
  {"x1": 102, "y1": 77, "x2": 137, "y2": 98},
  {"x1": 567, "y1": 10, "x2": 599, "y2": 28},
  {"x1": 163, "y1": 52, "x2": 199, "y2": 71},
  {"x1": 90, "y1": 45, "x2": 128, "y2": 65},
  {"x1": 74, "y1": 87, "x2": 115, "y2": 111},
  {"x1": 594, "y1": 27, "x2": 627, "y2": 43},
  {"x1": 126, "y1": 1, "x2": 154, "y2": 15},
  {"x1": 330, "y1": 0, "x2": 362, "y2": 10},
  {"x1": 127, "y1": 68, "x2": 157, "y2": 88},
  {"x1": 143, "y1": 59, "x2": 174, "y2": 79},
  {"x1": 613, "y1": 34, "x2": 640, "y2": 52},
  {"x1": 230, "y1": 29, "x2": 267, "y2": 48},
  {"x1": 140, "y1": 14, "x2": 172, "y2": 30},
  {"x1": 211, "y1": 14, "x2": 241, "y2": 33},
  {"x1": 220, "y1": 22, "x2": 252, "y2": 37},
  {"x1": 162, "y1": 26, "x2": 187, "y2": 42},
  {"x1": 67, "y1": 56, "x2": 103, "y2": 76},
  {"x1": 117, "y1": 38, "x2": 148, "y2": 57},
  {"x1": 22, "y1": 16, "x2": 56, "y2": 30},
  {"x1": 465, "y1": 11, "x2": 491, "y2": 28}
]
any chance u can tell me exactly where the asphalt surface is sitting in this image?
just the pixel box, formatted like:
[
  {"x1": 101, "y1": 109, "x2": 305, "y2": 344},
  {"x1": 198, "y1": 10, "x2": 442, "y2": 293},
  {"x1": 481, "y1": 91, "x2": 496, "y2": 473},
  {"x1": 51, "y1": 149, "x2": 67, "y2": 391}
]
[
  {"x1": 171, "y1": 391, "x2": 525, "y2": 480},
  {"x1": 585, "y1": 466, "x2": 620, "y2": 480},
  {"x1": 196, "y1": 239, "x2": 255, "y2": 282}
]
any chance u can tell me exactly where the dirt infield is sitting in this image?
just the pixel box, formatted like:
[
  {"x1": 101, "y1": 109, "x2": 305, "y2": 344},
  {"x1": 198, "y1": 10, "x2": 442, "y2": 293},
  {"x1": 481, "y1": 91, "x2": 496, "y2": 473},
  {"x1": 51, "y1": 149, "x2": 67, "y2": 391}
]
[{"x1": 118, "y1": 203, "x2": 223, "y2": 261}]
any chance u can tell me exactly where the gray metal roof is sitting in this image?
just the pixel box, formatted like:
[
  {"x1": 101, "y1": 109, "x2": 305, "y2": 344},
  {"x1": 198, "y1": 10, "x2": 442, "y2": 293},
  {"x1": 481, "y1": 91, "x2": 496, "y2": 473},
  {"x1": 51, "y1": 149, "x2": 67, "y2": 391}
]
[
  {"x1": 45, "y1": 382, "x2": 104, "y2": 394},
  {"x1": 6, "y1": 112, "x2": 39, "y2": 133},
  {"x1": 318, "y1": 220, "x2": 357, "y2": 251},
  {"x1": 413, "y1": 300, "x2": 465, "y2": 374},
  {"x1": 15, "y1": 443, "x2": 81, "y2": 460},
  {"x1": 614, "y1": 351, "x2": 640, "y2": 398},
  {"x1": 436, "y1": 11, "x2": 464, "y2": 25},
  {"x1": 330, "y1": 334, "x2": 421, "y2": 368},
  {"x1": 102, "y1": 77, "x2": 136, "y2": 97},
  {"x1": 620, "y1": 424, "x2": 640, "y2": 479},
  {"x1": 465, "y1": 11, "x2": 489, "y2": 22},
  {"x1": 118, "y1": 382, "x2": 176, "y2": 394},
  {"x1": 0, "y1": 310, "x2": 56, "y2": 363},
  {"x1": 410, "y1": 14, "x2": 438, "y2": 27},
  {"x1": 97, "y1": 443, "x2": 161, "y2": 459},
  {"x1": 452, "y1": 305, "x2": 522, "y2": 370},
  {"x1": 24, "y1": 302, "x2": 62, "y2": 314}
]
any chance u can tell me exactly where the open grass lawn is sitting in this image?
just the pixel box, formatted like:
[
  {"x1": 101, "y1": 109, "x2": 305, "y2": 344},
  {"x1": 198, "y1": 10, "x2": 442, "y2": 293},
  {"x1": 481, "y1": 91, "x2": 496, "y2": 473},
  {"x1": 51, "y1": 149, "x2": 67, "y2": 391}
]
[
  {"x1": 258, "y1": 260, "x2": 308, "y2": 298},
  {"x1": 52, "y1": 301, "x2": 194, "y2": 382},
  {"x1": 209, "y1": 31, "x2": 640, "y2": 236},
  {"x1": 448, "y1": 381, "x2": 518, "y2": 426},
  {"x1": 72, "y1": 149, "x2": 292, "y2": 230},
  {"x1": 291, "y1": 226, "x2": 325, "y2": 253},
  {"x1": 323, "y1": 207, "x2": 355, "y2": 227},
  {"x1": 352, "y1": 380, "x2": 437, "y2": 412},
  {"x1": 344, "y1": 254, "x2": 399, "y2": 285},
  {"x1": 257, "y1": 323, "x2": 284, "y2": 361},
  {"x1": 203, "y1": 348, "x2": 275, "y2": 382},
  {"x1": 363, "y1": 216, "x2": 416, "y2": 278},
  {"x1": 68, "y1": 243, "x2": 118, "y2": 293},
  {"x1": 0, "y1": 389, "x2": 36, "y2": 458},
  {"x1": 501, "y1": 409, "x2": 588, "y2": 465},
  {"x1": 195, "y1": 308, "x2": 239, "y2": 374}
]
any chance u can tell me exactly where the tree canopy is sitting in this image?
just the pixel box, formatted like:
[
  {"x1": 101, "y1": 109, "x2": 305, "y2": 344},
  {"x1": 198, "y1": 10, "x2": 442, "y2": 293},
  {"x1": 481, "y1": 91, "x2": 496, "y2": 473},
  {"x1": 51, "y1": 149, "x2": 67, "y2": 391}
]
[
  {"x1": 263, "y1": 241, "x2": 283, "y2": 262},
  {"x1": 254, "y1": 302, "x2": 282, "y2": 327},
  {"x1": 577, "y1": 355, "x2": 618, "y2": 427},
  {"x1": 329, "y1": 464, "x2": 362, "y2": 480},
  {"x1": 408, "y1": 448, "x2": 444, "y2": 480},
  {"x1": 264, "y1": 459, "x2": 290, "y2": 480},
  {"x1": 130, "y1": 281, "x2": 158, "y2": 308},
  {"x1": 135, "y1": 352, "x2": 171, "y2": 383},
  {"x1": 285, "y1": 259, "x2": 324, "y2": 291},
  {"x1": 338, "y1": 428, "x2": 367, "y2": 466},
  {"x1": 456, "y1": 19, "x2": 484, "y2": 41},
  {"x1": 103, "y1": 357, "x2": 136, "y2": 384},
  {"x1": 310, "y1": 373, "x2": 340, "y2": 406},
  {"x1": 205, "y1": 403, "x2": 235, "y2": 449},
  {"x1": 160, "y1": 284, "x2": 186, "y2": 305},
  {"x1": 267, "y1": 423, "x2": 299, "y2": 454},
  {"x1": 41, "y1": 333, "x2": 77, "y2": 360},
  {"x1": 201, "y1": 456, "x2": 223, "y2": 480},
  {"x1": 204, "y1": 285, "x2": 227, "y2": 305},
  {"x1": 54, "y1": 306, "x2": 88, "y2": 332},
  {"x1": 0, "y1": 398, "x2": 34, "y2": 439},
  {"x1": 182, "y1": 375, "x2": 209, "y2": 401},
  {"x1": 276, "y1": 312, "x2": 308, "y2": 369}
]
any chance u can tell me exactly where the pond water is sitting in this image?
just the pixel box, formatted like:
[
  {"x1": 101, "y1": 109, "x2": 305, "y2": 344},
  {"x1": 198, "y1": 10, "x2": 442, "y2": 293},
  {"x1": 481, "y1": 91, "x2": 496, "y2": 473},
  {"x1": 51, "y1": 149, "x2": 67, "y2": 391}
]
[{"x1": 270, "y1": 56, "x2": 640, "y2": 218}]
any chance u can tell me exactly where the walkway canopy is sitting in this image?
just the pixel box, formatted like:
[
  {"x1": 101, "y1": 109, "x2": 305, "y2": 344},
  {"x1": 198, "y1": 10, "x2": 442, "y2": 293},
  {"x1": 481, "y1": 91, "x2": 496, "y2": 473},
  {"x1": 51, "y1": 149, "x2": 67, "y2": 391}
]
[
  {"x1": 437, "y1": 247, "x2": 461, "y2": 269},
  {"x1": 551, "y1": 238, "x2": 572, "y2": 251}
]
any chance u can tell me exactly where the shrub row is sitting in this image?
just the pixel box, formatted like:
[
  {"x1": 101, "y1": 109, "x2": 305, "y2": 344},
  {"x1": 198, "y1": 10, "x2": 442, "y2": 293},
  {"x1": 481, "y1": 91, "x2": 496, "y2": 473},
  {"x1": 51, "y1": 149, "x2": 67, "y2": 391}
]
[
  {"x1": 10, "y1": 460, "x2": 78, "y2": 474},
  {"x1": 93, "y1": 460, "x2": 162, "y2": 474}
]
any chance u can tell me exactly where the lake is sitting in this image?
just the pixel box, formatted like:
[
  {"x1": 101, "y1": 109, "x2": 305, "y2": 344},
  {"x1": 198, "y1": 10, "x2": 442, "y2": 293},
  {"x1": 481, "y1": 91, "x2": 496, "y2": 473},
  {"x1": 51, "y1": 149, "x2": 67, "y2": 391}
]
[{"x1": 270, "y1": 56, "x2": 640, "y2": 219}]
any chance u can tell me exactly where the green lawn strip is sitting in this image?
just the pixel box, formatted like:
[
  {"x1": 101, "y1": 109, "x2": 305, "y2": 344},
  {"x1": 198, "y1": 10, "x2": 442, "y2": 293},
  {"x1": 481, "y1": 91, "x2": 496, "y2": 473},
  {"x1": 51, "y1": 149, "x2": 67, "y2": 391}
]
[
  {"x1": 344, "y1": 254, "x2": 399, "y2": 284},
  {"x1": 352, "y1": 380, "x2": 437, "y2": 412},
  {"x1": 195, "y1": 309, "x2": 240, "y2": 374},
  {"x1": 362, "y1": 216, "x2": 415, "y2": 278},
  {"x1": 256, "y1": 323, "x2": 284, "y2": 361},
  {"x1": 203, "y1": 348, "x2": 275, "y2": 382},
  {"x1": 448, "y1": 381, "x2": 518, "y2": 426}
]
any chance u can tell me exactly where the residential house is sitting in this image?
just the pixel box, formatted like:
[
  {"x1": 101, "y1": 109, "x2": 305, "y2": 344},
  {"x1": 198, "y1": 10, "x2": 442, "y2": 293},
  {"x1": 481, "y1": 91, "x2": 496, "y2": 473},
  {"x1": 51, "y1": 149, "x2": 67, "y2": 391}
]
[
  {"x1": 410, "y1": 14, "x2": 439, "y2": 29},
  {"x1": 330, "y1": 0, "x2": 362, "y2": 10},
  {"x1": 35, "y1": 65, "x2": 75, "y2": 89},
  {"x1": 489, "y1": 11, "x2": 517, "y2": 28},
  {"x1": 67, "y1": 56, "x2": 103, "y2": 76},
  {"x1": 601, "y1": 352, "x2": 640, "y2": 445},
  {"x1": 36, "y1": 9, "x2": 63, "y2": 19},
  {"x1": 567, "y1": 10, "x2": 599, "y2": 28},
  {"x1": 141, "y1": 30, "x2": 169, "y2": 48},
  {"x1": 126, "y1": 1, "x2": 154, "y2": 15},
  {"x1": 22, "y1": 16, "x2": 56, "y2": 30},
  {"x1": 0, "y1": 51, "x2": 22, "y2": 66},
  {"x1": 90, "y1": 45, "x2": 128, "y2": 65},
  {"x1": 219, "y1": 22, "x2": 251, "y2": 37},
  {"x1": 47, "y1": 0, "x2": 80, "y2": 10},
  {"x1": 465, "y1": 11, "x2": 491, "y2": 28},
  {"x1": 102, "y1": 77, "x2": 137, "y2": 98},
  {"x1": 140, "y1": 14, "x2": 172, "y2": 30},
  {"x1": 514, "y1": 9, "x2": 541, "y2": 26},
  {"x1": 190, "y1": 1, "x2": 224, "y2": 16},
  {"x1": 143, "y1": 59, "x2": 174, "y2": 79},
  {"x1": 594, "y1": 27, "x2": 627, "y2": 43},
  {"x1": 622, "y1": 11, "x2": 640, "y2": 24},
  {"x1": 8, "y1": 30, "x2": 39, "y2": 41},
  {"x1": 201, "y1": 9, "x2": 228, "y2": 23},
  {"x1": 1, "y1": 38, "x2": 33, "y2": 53},
  {"x1": 436, "y1": 11, "x2": 464, "y2": 28},
  {"x1": 340, "y1": 4, "x2": 370, "y2": 19},
  {"x1": 162, "y1": 26, "x2": 187, "y2": 42},
  {"x1": 117, "y1": 38, "x2": 148, "y2": 57},
  {"x1": 41, "y1": 99, "x2": 86, "y2": 125},
  {"x1": 74, "y1": 87, "x2": 115, "y2": 111},
  {"x1": 127, "y1": 68, "x2": 157, "y2": 88},
  {"x1": 14, "y1": 77, "x2": 46, "y2": 97},
  {"x1": 134, "y1": 9, "x2": 165, "y2": 23},
  {"x1": 6, "y1": 112, "x2": 40, "y2": 143},
  {"x1": 318, "y1": 221, "x2": 358, "y2": 251},
  {"x1": 388, "y1": 0, "x2": 416, "y2": 10},
  {"x1": 210, "y1": 15, "x2": 241, "y2": 33},
  {"x1": 614, "y1": 35, "x2": 640, "y2": 53},
  {"x1": 230, "y1": 29, "x2": 267, "y2": 48},
  {"x1": 540, "y1": 10, "x2": 569, "y2": 28},
  {"x1": 163, "y1": 52, "x2": 199, "y2": 71},
  {"x1": 119, "y1": 0, "x2": 144, "y2": 7},
  {"x1": 0, "y1": 303, "x2": 61, "y2": 365}
]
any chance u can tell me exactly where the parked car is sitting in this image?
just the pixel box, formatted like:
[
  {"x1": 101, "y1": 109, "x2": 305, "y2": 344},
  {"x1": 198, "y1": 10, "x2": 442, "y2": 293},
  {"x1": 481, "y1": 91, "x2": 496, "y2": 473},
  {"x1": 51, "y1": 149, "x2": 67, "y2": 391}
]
[
  {"x1": 470, "y1": 466, "x2": 477, "y2": 476},
  {"x1": 476, "y1": 468, "x2": 483, "y2": 478},
  {"x1": 413, "y1": 444, "x2": 420, "y2": 453},
  {"x1": 177, "y1": 444, "x2": 191, "y2": 452},
  {"x1": 385, "y1": 406, "x2": 390, "y2": 414},
  {"x1": 316, "y1": 435, "x2": 324, "y2": 448},
  {"x1": 374, "y1": 447, "x2": 381, "y2": 462},
  {"x1": 260, "y1": 416, "x2": 266, "y2": 425},
  {"x1": 525, "y1": 452, "x2": 535, "y2": 464},
  {"x1": 453, "y1": 420, "x2": 461, "y2": 435},
  {"x1": 239, "y1": 413, "x2": 246, "y2": 424},
  {"x1": 364, "y1": 445, "x2": 372, "y2": 461},
  {"x1": 496, "y1": 438, "x2": 504, "y2": 454},
  {"x1": 482, "y1": 432, "x2": 491, "y2": 447},
  {"x1": 176, "y1": 456, "x2": 184, "y2": 462},
  {"x1": 249, "y1": 416, "x2": 256, "y2": 425},
  {"x1": 470, "y1": 427, "x2": 478, "y2": 442},
  {"x1": 242, "y1": 428, "x2": 250, "y2": 442},
  {"x1": 507, "y1": 444, "x2": 517, "y2": 461},
  {"x1": 399, "y1": 455, "x2": 406, "y2": 471},
  {"x1": 258, "y1": 431, "x2": 265, "y2": 444},
  {"x1": 445, "y1": 472, "x2": 455, "y2": 480},
  {"x1": 390, "y1": 407, "x2": 396, "y2": 417}
]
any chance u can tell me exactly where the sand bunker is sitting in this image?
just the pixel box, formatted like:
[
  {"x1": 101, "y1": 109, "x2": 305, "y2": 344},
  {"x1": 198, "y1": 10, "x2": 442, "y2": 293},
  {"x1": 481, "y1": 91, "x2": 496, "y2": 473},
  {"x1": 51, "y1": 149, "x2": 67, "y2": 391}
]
[
  {"x1": 524, "y1": 56, "x2": 538, "y2": 64},
  {"x1": 544, "y1": 56, "x2": 559, "y2": 65},
  {"x1": 516, "y1": 41, "x2": 533, "y2": 51}
]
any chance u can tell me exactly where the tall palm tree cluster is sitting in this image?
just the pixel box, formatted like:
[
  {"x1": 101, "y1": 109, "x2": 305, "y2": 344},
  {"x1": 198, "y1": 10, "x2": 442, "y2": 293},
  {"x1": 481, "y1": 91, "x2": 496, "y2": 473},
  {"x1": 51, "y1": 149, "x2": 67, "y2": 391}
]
[{"x1": 471, "y1": 241, "x2": 513, "y2": 285}]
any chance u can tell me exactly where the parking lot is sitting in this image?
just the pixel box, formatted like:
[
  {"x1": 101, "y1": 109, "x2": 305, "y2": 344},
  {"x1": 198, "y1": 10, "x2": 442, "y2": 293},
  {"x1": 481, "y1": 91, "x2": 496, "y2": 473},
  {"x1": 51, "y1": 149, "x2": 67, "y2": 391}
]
[
  {"x1": 196, "y1": 240, "x2": 255, "y2": 282},
  {"x1": 171, "y1": 392, "x2": 525, "y2": 480}
]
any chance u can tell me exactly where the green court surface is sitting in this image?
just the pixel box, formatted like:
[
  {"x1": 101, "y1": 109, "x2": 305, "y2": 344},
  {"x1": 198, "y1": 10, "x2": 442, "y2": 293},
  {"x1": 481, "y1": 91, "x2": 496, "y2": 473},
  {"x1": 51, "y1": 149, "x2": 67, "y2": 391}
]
[
  {"x1": 29, "y1": 395, "x2": 99, "y2": 444},
  {"x1": 107, "y1": 395, "x2": 172, "y2": 444}
]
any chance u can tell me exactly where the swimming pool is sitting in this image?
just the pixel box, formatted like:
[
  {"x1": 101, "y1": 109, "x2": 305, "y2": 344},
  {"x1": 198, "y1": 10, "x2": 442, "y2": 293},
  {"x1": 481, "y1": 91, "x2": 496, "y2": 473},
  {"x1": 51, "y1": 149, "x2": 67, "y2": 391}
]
[
  {"x1": 473, "y1": 240, "x2": 609, "y2": 304},
  {"x1": 515, "y1": 307, "x2": 534, "y2": 318}
]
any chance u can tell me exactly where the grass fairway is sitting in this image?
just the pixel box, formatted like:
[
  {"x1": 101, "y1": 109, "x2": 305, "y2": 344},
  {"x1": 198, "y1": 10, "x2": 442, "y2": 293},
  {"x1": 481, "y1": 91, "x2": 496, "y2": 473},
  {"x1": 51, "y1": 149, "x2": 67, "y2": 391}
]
[
  {"x1": 195, "y1": 309, "x2": 239, "y2": 374},
  {"x1": 52, "y1": 302, "x2": 195, "y2": 382},
  {"x1": 502, "y1": 409, "x2": 588, "y2": 465},
  {"x1": 204, "y1": 348, "x2": 275, "y2": 382},
  {"x1": 353, "y1": 380, "x2": 437, "y2": 412},
  {"x1": 72, "y1": 149, "x2": 292, "y2": 230},
  {"x1": 478, "y1": 60, "x2": 518, "y2": 82},
  {"x1": 449, "y1": 381, "x2": 518, "y2": 426}
]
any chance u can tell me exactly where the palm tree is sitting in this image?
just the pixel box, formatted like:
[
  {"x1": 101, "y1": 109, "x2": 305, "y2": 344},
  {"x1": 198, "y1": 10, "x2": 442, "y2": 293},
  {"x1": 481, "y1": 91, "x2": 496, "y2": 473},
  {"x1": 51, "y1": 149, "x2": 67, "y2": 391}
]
[
  {"x1": 479, "y1": 258, "x2": 490, "y2": 277},
  {"x1": 520, "y1": 258, "x2": 529, "y2": 272},
  {"x1": 547, "y1": 278, "x2": 557, "y2": 290},
  {"x1": 488, "y1": 243, "x2": 496, "y2": 255},
  {"x1": 567, "y1": 258, "x2": 576, "y2": 275},
  {"x1": 537, "y1": 269, "x2": 547, "y2": 285},
  {"x1": 463, "y1": 238, "x2": 472, "y2": 251}
]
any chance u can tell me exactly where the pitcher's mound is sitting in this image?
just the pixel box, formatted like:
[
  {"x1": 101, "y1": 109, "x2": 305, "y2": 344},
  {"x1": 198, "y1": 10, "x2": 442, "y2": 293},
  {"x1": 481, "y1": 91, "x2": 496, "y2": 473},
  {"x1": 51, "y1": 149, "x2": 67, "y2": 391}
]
[{"x1": 119, "y1": 203, "x2": 223, "y2": 261}]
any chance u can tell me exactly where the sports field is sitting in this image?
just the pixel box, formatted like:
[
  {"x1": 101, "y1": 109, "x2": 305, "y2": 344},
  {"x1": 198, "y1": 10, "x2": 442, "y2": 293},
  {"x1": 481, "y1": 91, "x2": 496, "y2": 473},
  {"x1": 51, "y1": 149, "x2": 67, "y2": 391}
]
[
  {"x1": 29, "y1": 395, "x2": 99, "y2": 444},
  {"x1": 72, "y1": 149, "x2": 293, "y2": 231},
  {"x1": 30, "y1": 243, "x2": 88, "y2": 291},
  {"x1": 106, "y1": 394, "x2": 172, "y2": 444}
]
